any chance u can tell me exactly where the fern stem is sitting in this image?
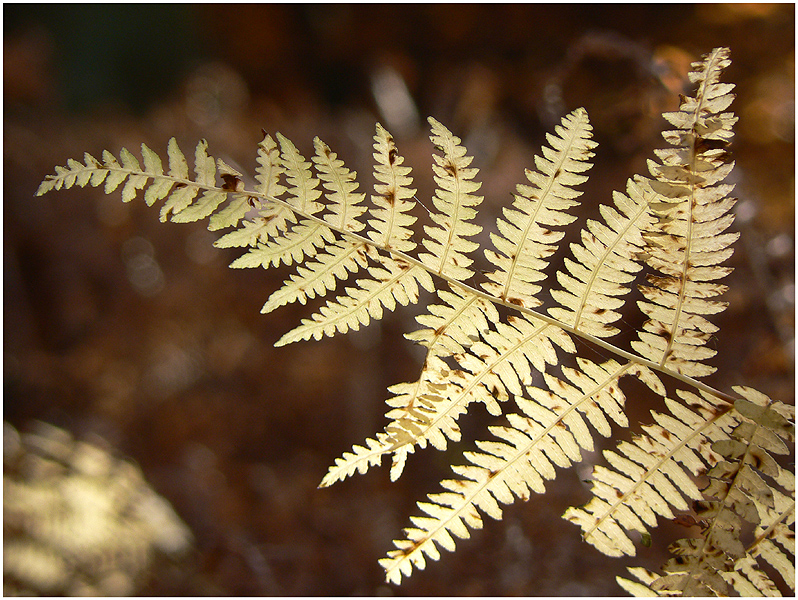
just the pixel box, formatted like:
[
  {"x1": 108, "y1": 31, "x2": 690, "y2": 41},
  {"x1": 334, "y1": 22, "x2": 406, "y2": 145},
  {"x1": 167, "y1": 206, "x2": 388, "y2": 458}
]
[{"x1": 229, "y1": 185, "x2": 738, "y2": 405}]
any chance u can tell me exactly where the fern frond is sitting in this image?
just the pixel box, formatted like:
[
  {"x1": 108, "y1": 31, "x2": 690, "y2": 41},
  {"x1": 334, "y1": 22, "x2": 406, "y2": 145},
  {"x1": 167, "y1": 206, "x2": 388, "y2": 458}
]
[
  {"x1": 630, "y1": 47, "x2": 738, "y2": 378},
  {"x1": 38, "y1": 47, "x2": 781, "y2": 595},
  {"x1": 313, "y1": 137, "x2": 368, "y2": 232},
  {"x1": 274, "y1": 259, "x2": 434, "y2": 346},
  {"x1": 481, "y1": 107, "x2": 596, "y2": 308},
  {"x1": 624, "y1": 387, "x2": 795, "y2": 596},
  {"x1": 213, "y1": 133, "x2": 291, "y2": 238},
  {"x1": 381, "y1": 357, "x2": 667, "y2": 583},
  {"x1": 367, "y1": 123, "x2": 418, "y2": 252},
  {"x1": 548, "y1": 177, "x2": 656, "y2": 337},
  {"x1": 265, "y1": 130, "x2": 430, "y2": 341},
  {"x1": 565, "y1": 389, "x2": 738, "y2": 557},
  {"x1": 418, "y1": 117, "x2": 484, "y2": 281}
]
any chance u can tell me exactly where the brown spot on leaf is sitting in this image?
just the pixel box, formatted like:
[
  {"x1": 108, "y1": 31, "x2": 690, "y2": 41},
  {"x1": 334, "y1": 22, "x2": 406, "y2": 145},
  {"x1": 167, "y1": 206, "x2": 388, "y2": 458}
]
[
  {"x1": 221, "y1": 173, "x2": 243, "y2": 192},
  {"x1": 443, "y1": 160, "x2": 458, "y2": 177},
  {"x1": 507, "y1": 297, "x2": 526, "y2": 308},
  {"x1": 388, "y1": 147, "x2": 398, "y2": 166},
  {"x1": 695, "y1": 137, "x2": 730, "y2": 153},
  {"x1": 383, "y1": 189, "x2": 396, "y2": 206}
]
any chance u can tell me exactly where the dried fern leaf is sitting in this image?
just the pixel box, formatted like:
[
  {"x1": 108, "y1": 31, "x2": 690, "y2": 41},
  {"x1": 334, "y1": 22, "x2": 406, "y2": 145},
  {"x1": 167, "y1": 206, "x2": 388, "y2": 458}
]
[
  {"x1": 418, "y1": 117, "x2": 484, "y2": 281},
  {"x1": 549, "y1": 177, "x2": 656, "y2": 337},
  {"x1": 319, "y1": 431, "x2": 397, "y2": 489},
  {"x1": 380, "y1": 357, "x2": 665, "y2": 583},
  {"x1": 313, "y1": 137, "x2": 368, "y2": 233},
  {"x1": 481, "y1": 107, "x2": 595, "y2": 308},
  {"x1": 630, "y1": 47, "x2": 738, "y2": 378},
  {"x1": 38, "y1": 47, "x2": 776, "y2": 595},
  {"x1": 565, "y1": 389, "x2": 738, "y2": 558},
  {"x1": 367, "y1": 123, "x2": 418, "y2": 252},
  {"x1": 629, "y1": 388, "x2": 795, "y2": 597},
  {"x1": 274, "y1": 258, "x2": 434, "y2": 346},
  {"x1": 206, "y1": 159, "x2": 250, "y2": 231},
  {"x1": 212, "y1": 133, "x2": 291, "y2": 238}
]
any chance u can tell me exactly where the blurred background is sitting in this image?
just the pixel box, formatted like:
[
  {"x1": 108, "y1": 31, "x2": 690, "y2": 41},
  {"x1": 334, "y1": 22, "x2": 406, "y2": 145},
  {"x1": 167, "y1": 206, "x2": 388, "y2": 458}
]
[{"x1": 4, "y1": 3, "x2": 794, "y2": 595}]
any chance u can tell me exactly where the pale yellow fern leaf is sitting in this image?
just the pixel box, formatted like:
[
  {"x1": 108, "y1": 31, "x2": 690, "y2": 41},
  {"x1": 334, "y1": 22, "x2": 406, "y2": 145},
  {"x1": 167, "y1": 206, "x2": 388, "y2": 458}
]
[
  {"x1": 549, "y1": 177, "x2": 657, "y2": 338},
  {"x1": 631, "y1": 47, "x2": 738, "y2": 378},
  {"x1": 367, "y1": 123, "x2": 418, "y2": 252},
  {"x1": 418, "y1": 117, "x2": 484, "y2": 281},
  {"x1": 274, "y1": 259, "x2": 434, "y2": 346},
  {"x1": 212, "y1": 133, "x2": 291, "y2": 237},
  {"x1": 34, "y1": 138, "x2": 231, "y2": 228},
  {"x1": 318, "y1": 432, "x2": 397, "y2": 489},
  {"x1": 481, "y1": 107, "x2": 595, "y2": 308},
  {"x1": 565, "y1": 389, "x2": 738, "y2": 558},
  {"x1": 380, "y1": 357, "x2": 664, "y2": 583},
  {"x1": 313, "y1": 137, "x2": 368, "y2": 233}
]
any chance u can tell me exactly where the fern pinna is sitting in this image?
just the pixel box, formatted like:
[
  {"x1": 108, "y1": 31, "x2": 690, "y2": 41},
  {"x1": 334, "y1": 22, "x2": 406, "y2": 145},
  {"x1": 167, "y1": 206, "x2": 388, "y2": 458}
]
[{"x1": 37, "y1": 47, "x2": 794, "y2": 596}]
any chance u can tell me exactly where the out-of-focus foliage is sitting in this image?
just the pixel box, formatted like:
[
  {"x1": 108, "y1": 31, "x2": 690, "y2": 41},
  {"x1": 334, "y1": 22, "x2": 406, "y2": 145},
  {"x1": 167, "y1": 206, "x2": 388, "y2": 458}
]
[{"x1": 3, "y1": 421, "x2": 192, "y2": 596}]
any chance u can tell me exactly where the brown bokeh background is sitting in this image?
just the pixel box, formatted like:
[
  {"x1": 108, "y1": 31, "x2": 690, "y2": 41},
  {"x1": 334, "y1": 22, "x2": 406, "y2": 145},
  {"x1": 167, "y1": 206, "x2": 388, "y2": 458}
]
[{"x1": 4, "y1": 4, "x2": 794, "y2": 595}]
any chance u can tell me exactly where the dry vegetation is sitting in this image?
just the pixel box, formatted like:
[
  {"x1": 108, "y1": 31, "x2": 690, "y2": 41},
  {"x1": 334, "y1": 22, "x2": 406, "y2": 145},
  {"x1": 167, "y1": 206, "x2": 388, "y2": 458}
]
[{"x1": 4, "y1": 4, "x2": 794, "y2": 595}]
